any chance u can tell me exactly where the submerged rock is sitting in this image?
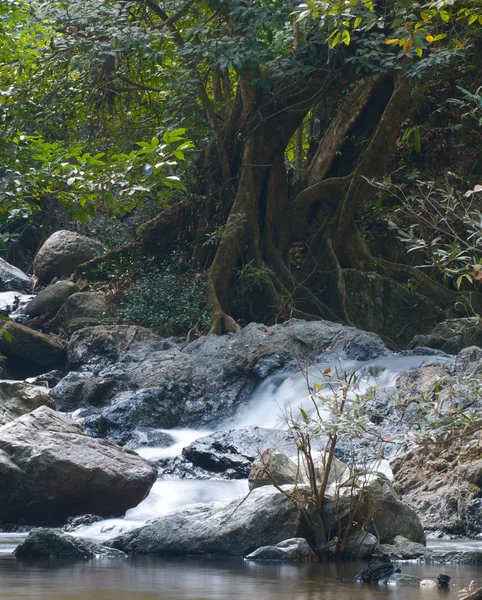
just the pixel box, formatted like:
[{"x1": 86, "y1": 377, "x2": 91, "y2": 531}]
[
  {"x1": 387, "y1": 573, "x2": 423, "y2": 586},
  {"x1": 245, "y1": 538, "x2": 317, "y2": 561},
  {"x1": 108, "y1": 485, "x2": 308, "y2": 557},
  {"x1": 0, "y1": 381, "x2": 55, "y2": 426},
  {"x1": 0, "y1": 321, "x2": 64, "y2": 368},
  {"x1": 356, "y1": 556, "x2": 397, "y2": 583},
  {"x1": 14, "y1": 528, "x2": 125, "y2": 559},
  {"x1": 0, "y1": 406, "x2": 157, "y2": 523},
  {"x1": 33, "y1": 230, "x2": 104, "y2": 283}
]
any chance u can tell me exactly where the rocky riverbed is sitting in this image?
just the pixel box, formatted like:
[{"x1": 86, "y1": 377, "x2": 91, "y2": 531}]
[{"x1": 0, "y1": 239, "x2": 480, "y2": 570}]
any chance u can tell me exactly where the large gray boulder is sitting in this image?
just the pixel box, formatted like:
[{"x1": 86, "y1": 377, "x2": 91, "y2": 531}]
[
  {"x1": 63, "y1": 320, "x2": 389, "y2": 439},
  {"x1": 0, "y1": 321, "x2": 64, "y2": 367},
  {"x1": 33, "y1": 231, "x2": 104, "y2": 283},
  {"x1": 24, "y1": 280, "x2": 78, "y2": 318},
  {"x1": 46, "y1": 291, "x2": 108, "y2": 332},
  {"x1": 14, "y1": 528, "x2": 125, "y2": 559},
  {"x1": 108, "y1": 485, "x2": 308, "y2": 556},
  {"x1": 0, "y1": 257, "x2": 32, "y2": 292},
  {"x1": 0, "y1": 381, "x2": 54, "y2": 426},
  {"x1": 248, "y1": 449, "x2": 299, "y2": 490},
  {"x1": 0, "y1": 406, "x2": 157, "y2": 523}
]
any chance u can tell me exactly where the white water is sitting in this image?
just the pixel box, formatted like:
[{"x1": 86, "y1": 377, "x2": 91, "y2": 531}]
[
  {"x1": 75, "y1": 353, "x2": 456, "y2": 541},
  {"x1": 0, "y1": 291, "x2": 34, "y2": 314}
]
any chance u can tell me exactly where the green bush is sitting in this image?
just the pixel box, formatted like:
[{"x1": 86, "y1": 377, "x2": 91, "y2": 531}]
[{"x1": 119, "y1": 268, "x2": 210, "y2": 334}]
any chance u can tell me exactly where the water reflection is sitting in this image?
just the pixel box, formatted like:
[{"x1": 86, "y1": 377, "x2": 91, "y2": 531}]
[{"x1": 0, "y1": 556, "x2": 478, "y2": 600}]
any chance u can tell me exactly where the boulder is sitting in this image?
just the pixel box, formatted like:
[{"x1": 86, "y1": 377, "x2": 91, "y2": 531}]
[
  {"x1": 0, "y1": 406, "x2": 157, "y2": 523},
  {"x1": 409, "y1": 318, "x2": 482, "y2": 354},
  {"x1": 376, "y1": 535, "x2": 426, "y2": 560},
  {"x1": 61, "y1": 320, "x2": 389, "y2": 441},
  {"x1": 50, "y1": 371, "x2": 118, "y2": 412},
  {"x1": 356, "y1": 556, "x2": 397, "y2": 583},
  {"x1": 182, "y1": 428, "x2": 294, "y2": 479},
  {"x1": 0, "y1": 381, "x2": 55, "y2": 426},
  {"x1": 24, "y1": 281, "x2": 77, "y2": 318},
  {"x1": 14, "y1": 528, "x2": 125, "y2": 559},
  {"x1": 0, "y1": 257, "x2": 32, "y2": 292},
  {"x1": 345, "y1": 532, "x2": 378, "y2": 559},
  {"x1": 33, "y1": 231, "x2": 104, "y2": 283},
  {"x1": 455, "y1": 346, "x2": 482, "y2": 375},
  {"x1": 391, "y1": 438, "x2": 482, "y2": 536},
  {"x1": 356, "y1": 474, "x2": 425, "y2": 545},
  {"x1": 0, "y1": 321, "x2": 64, "y2": 368},
  {"x1": 248, "y1": 449, "x2": 299, "y2": 490},
  {"x1": 46, "y1": 291, "x2": 108, "y2": 332},
  {"x1": 245, "y1": 538, "x2": 317, "y2": 561},
  {"x1": 108, "y1": 485, "x2": 308, "y2": 556}
]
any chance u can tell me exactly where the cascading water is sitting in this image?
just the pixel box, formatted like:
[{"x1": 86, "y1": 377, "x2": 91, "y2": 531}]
[{"x1": 73, "y1": 352, "x2": 455, "y2": 541}]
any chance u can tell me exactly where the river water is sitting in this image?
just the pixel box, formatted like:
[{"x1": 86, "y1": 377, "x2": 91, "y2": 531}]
[{"x1": 0, "y1": 549, "x2": 481, "y2": 600}]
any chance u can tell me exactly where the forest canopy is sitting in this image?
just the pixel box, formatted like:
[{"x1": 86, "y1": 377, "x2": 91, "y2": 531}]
[{"x1": 1, "y1": 0, "x2": 482, "y2": 343}]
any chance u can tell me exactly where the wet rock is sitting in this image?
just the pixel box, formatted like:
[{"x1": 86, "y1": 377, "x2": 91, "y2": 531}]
[
  {"x1": 50, "y1": 371, "x2": 118, "y2": 412},
  {"x1": 376, "y1": 535, "x2": 426, "y2": 560},
  {"x1": 248, "y1": 449, "x2": 299, "y2": 490},
  {"x1": 437, "y1": 574, "x2": 451, "y2": 587},
  {"x1": 0, "y1": 321, "x2": 64, "y2": 368},
  {"x1": 0, "y1": 258, "x2": 32, "y2": 292},
  {"x1": 387, "y1": 573, "x2": 423, "y2": 586},
  {"x1": 182, "y1": 428, "x2": 294, "y2": 479},
  {"x1": 26, "y1": 370, "x2": 64, "y2": 389},
  {"x1": 427, "y1": 550, "x2": 482, "y2": 565},
  {"x1": 46, "y1": 291, "x2": 108, "y2": 332},
  {"x1": 63, "y1": 514, "x2": 104, "y2": 533},
  {"x1": 356, "y1": 556, "x2": 396, "y2": 583},
  {"x1": 108, "y1": 485, "x2": 309, "y2": 557},
  {"x1": 0, "y1": 381, "x2": 55, "y2": 426},
  {"x1": 409, "y1": 318, "x2": 482, "y2": 354},
  {"x1": 24, "y1": 281, "x2": 77, "y2": 318},
  {"x1": 245, "y1": 538, "x2": 317, "y2": 561},
  {"x1": 0, "y1": 405, "x2": 157, "y2": 523},
  {"x1": 391, "y1": 438, "x2": 482, "y2": 537},
  {"x1": 33, "y1": 230, "x2": 104, "y2": 283},
  {"x1": 14, "y1": 528, "x2": 125, "y2": 559}
]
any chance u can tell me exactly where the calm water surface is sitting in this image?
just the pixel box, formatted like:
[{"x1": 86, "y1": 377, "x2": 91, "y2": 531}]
[{"x1": 1, "y1": 554, "x2": 481, "y2": 600}]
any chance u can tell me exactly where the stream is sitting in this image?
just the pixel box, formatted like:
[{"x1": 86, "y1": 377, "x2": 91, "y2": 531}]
[{"x1": 2, "y1": 338, "x2": 481, "y2": 598}]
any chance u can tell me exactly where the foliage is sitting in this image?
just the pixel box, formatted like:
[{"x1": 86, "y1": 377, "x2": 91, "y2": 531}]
[{"x1": 118, "y1": 255, "x2": 210, "y2": 334}]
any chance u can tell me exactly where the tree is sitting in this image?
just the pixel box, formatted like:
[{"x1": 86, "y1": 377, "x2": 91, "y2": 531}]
[{"x1": 2, "y1": 0, "x2": 482, "y2": 335}]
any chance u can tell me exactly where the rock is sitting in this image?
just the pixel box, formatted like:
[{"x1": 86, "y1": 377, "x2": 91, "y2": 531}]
[
  {"x1": 455, "y1": 346, "x2": 482, "y2": 375},
  {"x1": 108, "y1": 485, "x2": 309, "y2": 557},
  {"x1": 419, "y1": 579, "x2": 437, "y2": 588},
  {"x1": 0, "y1": 381, "x2": 55, "y2": 426},
  {"x1": 245, "y1": 538, "x2": 317, "y2": 561},
  {"x1": 0, "y1": 321, "x2": 64, "y2": 368},
  {"x1": 46, "y1": 291, "x2": 108, "y2": 332},
  {"x1": 0, "y1": 406, "x2": 157, "y2": 523},
  {"x1": 409, "y1": 318, "x2": 482, "y2": 354},
  {"x1": 63, "y1": 514, "x2": 103, "y2": 533},
  {"x1": 356, "y1": 556, "x2": 396, "y2": 583},
  {"x1": 427, "y1": 550, "x2": 482, "y2": 565},
  {"x1": 33, "y1": 231, "x2": 104, "y2": 283},
  {"x1": 353, "y1": 474, "x2": 425, "y2": 545},
  {"x1": 50, "y1": 371, "x2": 118, "y2": 412},
  {"x1": 437, "y1": 574, "x2": 451, "y2": 587},
  {"x1": 376, "y1": 535, "x2": 426, "y2": 560},
  {"x1": 66, "y1": 320, "x2": 388, "y2": 427},
  {"x1": 24, "y1": 281, "x2": 77, "y2": 318},
  {"x1": 248, "y1": 449, "x2": 299, "y2": 490},
  {"x1": 0, "y1": 258, "x2": 32, "y2": 292},
  {"x1": 387, "y1": 573, "x2": 423, "y2": 586},
  {"x1": 26, "y1": 370, "x2": 64, "y2": 389},
  {"x1": 345, "y1": 532, "x2": 378, "y2": 559},
  {"x1": 182, "y1": 428, "x2": 294, "y2": 479},
  {"x1": 396, "y1": 363, "x2": 452, "y2": 400},
  {"x1": 14, "y1": 528, "x2": 125, "y2": 559},
  {"x1": 391, "y1": 438, "x2": 482, "y2": 536}
]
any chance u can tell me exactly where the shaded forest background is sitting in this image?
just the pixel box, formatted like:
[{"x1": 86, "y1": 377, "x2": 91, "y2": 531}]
[{"x1": 1, "y1": 0, "x2": 482, "y2": 347}]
